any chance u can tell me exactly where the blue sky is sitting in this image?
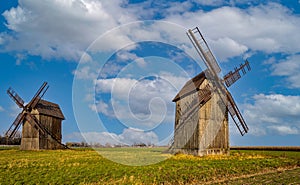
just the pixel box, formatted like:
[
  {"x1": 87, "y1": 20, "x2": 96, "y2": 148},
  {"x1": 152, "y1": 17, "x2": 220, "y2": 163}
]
[{"x1": 0, "y1": 0, "x2": 300, "y2": 146}]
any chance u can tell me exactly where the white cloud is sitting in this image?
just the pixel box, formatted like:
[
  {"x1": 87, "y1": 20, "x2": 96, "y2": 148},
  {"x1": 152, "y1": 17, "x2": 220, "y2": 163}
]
[
  {"x1": 9, "y1": 104, "x2": 21, "y2": 117},
  {"x1": 243, "y1": 94, "x2": 300, "y2": 136},
  {"x1": 93, "y1": 72, "x2": 188, "y2": 130},
  {"x1": 89, "y1": 100, "x2": 111, "y2": 116},
  {"x1": 271, "y1": 55, "x2": 300, "y2": 88},
  {"x1": 15, "y1": 53, "x2": 27, "y2": 65},
  {"x1": 165, "y1": 3, "x2": 300, "y2": 59},
  {"x1": 0, "y1": 106, "x2": 4, "y2": 112},
  {"x1": 79, "y1": 52, "x2": 93, "y2": 63},
  {"x1": 84, "y1": 93, "x2": 94, "y2": 101},
  {"x1": 1, "y1": 0, "x2": 136, "y2": 61},
  {"x1": 96, "y1": 77, "x2": 137, "y2": 99},
  {"x1": 66, "y1": 127, "x2": 159, "y2": 145},
  {"x1": 116, "y1": 51, "x2": 147, "y2": 68},
  {"x1": 2, "y1": 1, "x2": 300, "y2": 63},
  {"x1": 268, "y1": 125, "x2": 299, "y2": 135},
  {"x1": 210, "y1": 37, "x2": 248, "y2": 61},
  {"x1": 135, "y1": 58, "x2": 147, "y2": 68},
  {"x1": 118, "y1": 127, "x2": 159, "y2": 145},
  {"x1": 3, "y1": 6, "x2": 27, "y2": 31},
  {"x1": 72, "y1": 66, "x2": 98, "y2": 80},
  {"x1": 117, "y1": 50, "x2": 139, "y2": 61}
]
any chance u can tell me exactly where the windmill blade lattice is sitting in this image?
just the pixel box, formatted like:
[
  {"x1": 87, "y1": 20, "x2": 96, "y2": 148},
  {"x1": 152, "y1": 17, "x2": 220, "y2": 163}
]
[
  {"x1": 226, "y1": 90, "x2": 249, "y2": 135},
  {"x1": 27, "y1": 82, "x2": 49, "y2": 110},
  {"x1": 5, "y1": 113, "x2": 25, "y2": 138},
  {"x1": 7, "y1": 88, "x2": 25, "y2": 108},
  {"x1": 187, "y1": 27, "x2": 221, "y2": 75},
  {"x1": 223, "y1": 60, "x2": 251, "y2": 87},
  {"x1": 187, "y1": 27, "x2": 249, "y2": 136}
]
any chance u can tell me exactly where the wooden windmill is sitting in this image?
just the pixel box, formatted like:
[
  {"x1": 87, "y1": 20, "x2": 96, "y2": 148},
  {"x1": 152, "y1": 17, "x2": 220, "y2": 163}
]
[
  {"x1": 169, "y1": 27, "x2": 250, "y2": 156},
  {"x1": 5, "y1": 82, "x2": 67, "y2": 150}
]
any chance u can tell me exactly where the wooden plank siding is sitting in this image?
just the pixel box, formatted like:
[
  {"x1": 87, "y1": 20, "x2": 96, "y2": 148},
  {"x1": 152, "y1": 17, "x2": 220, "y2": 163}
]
[
  {"x1": 39, "y1": 115, "x2": 62, "y2": 150},
  {"x1": 20, "y1": 99, "x2": 64, "y2": 150},
  {"x1": 171, "y1": 75, "x2": 229, "y2": 156},
  {"x1": 20, "y1": 119, "x2": 39, "y2": 150}
]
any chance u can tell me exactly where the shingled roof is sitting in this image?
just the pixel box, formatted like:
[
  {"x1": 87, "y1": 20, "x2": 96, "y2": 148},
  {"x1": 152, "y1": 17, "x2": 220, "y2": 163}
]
[
  {"x1": 35, "y1": 99, "x2": 65, "y2": 120},
  {"x1": 172, "y1": 71, "x2": 206, "y2": 102}
]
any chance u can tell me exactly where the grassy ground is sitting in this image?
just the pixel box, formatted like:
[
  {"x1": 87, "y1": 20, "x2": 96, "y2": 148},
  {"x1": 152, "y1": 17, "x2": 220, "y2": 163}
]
[
  {"x1": 216, "y1": 168, "x2": 300, "y2": 185},
  {"x1": 0, "y1": 146, "x2": 299, "y2": 184},
  {"x1": 96, "y1": 147, "x2": 170, "y2": 166}
]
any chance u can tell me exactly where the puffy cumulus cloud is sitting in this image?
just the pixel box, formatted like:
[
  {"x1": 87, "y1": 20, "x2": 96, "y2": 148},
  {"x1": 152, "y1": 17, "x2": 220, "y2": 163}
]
[
  {"x1": 209, "y1": 37, "x2": 248, "y2": 61},
  {"x1": 118, "y1": 127, "x2": 159, "y2": 145},
  {"x1": 72, "y1": 66, "x2": 98, "y2": 80},
  {"x1": 96, "y1": 77, "x2": 137, "y2": 99},
  {"x1": 66, "y1": 127, "x2": 159, "y2": 145},
  {"x1": 94, "y1": 73, "x2": 188, "y2": 130},
  {"x1": 271, "y1": 55, "x2": 300, "y2": 88},
  {"x1": 268, "y1": 125, "x2": 299, "y2": 135},
  {"x1": 243, "y1": 94, "x2": 300, "y2": 136},
  {"x1": 2, "y1": 1, "x2": 300, "y2": 62},
  {"x1": 115, "y1": 51, "x2": 147, "y2": 68},
  {"x1": 117, "y1": 50, "x2": 139, "y2": 61},
  {"x1": 165, "y1": 3, "x2": 300, "y2": 60},
  {"x1": 1, "y1": 0, "x2": 135, "y2": 61},
  {"x1": 89, "y1": 100, "x2": 112, "y2": 116},
  {"x1": 96, "y1": 72, "x2": 188, "y2": 97}
]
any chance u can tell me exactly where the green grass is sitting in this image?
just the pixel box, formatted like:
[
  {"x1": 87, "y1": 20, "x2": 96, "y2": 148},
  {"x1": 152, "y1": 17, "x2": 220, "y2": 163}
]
[
  {"x1": 217, "y1": 168, "x2": 300, "y2": 185},
  {"x1": 0, "y1": 147, "x2": 299, "y2": 184},
  {"x1": 95, "y1": 147, "x2": 170, "y2": 166}
]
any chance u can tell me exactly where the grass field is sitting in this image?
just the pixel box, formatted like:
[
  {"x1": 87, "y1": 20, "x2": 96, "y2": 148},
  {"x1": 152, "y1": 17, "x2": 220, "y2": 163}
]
[{"x1": 0, "y1": 146, "x2": 299, "y2": 184}]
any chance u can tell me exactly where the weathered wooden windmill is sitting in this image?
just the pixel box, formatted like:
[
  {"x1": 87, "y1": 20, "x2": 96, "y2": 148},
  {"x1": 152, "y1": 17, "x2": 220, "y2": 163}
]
[
  {"x1": 169, "y1": 27, "x2": 250, "y2": 156},
  {"x1": 5, "y1": 82, "x2": 67, "y2": 150}
]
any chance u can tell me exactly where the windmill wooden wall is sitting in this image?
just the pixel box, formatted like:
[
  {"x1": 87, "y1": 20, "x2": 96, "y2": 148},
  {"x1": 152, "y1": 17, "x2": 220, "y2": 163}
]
[
  {"x1": 170, "y1": 72, "x2": 229, "y2": 156},
  {"x1": 21, "y1": 119, "x2": 39, "y2": 150},
  {"x1": 20, "y1": 100, "x2": 64, "y2": 150}
]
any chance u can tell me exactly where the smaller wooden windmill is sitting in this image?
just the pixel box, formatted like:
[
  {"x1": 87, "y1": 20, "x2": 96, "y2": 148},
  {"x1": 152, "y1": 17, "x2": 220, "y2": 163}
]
[
  {"x1": 5, "y1": 82, "x2": 67, "y2": 150},
  {"x1": 170, "y1": 27, "x2": 250, "y2": 156}
]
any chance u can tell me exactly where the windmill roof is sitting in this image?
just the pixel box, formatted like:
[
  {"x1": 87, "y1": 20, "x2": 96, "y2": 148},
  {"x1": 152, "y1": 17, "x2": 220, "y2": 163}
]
[
  {"x1": 172, "y1": 71, "x2": 206, "y2": 102},
  {"x1": 35, "y1": 99, "x2": 65, "y2": 120}
]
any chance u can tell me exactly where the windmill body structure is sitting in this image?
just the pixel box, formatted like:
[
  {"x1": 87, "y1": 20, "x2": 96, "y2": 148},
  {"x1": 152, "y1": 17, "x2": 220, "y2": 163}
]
[
  {"x1": 5, "y1": 82, "x2": 67, "y2": 150},
  {"x1": 169, "y1": 27, "x2": 250, "y2": 156},
  {"x1": 171, "y1": 71, "x2": 229, "y2": 155}
]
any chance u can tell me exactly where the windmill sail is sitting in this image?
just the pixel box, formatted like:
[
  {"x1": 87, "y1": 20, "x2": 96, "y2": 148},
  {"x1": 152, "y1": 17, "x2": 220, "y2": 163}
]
[
  {"x1": 5, "y1": 113, "x2": 24, "y2": 138},
  {"x1": 187, "y1": 27, "x2": 221, "y2": 75},
  {"x1": 226, "y1": 90, "x2": 249, "y2": 135},
  {"x1": 7, "y1": 88, "x2": 25, "y2": 108},
  {"x1": 186, "y1": 27, "x2": 249, "y2": 136},
  {"x1": 27, "y1": 82, "x2": 49, "y2": 109},
  {"x1": 223, "y1": 60, "x2": 251, "y2": 87}
]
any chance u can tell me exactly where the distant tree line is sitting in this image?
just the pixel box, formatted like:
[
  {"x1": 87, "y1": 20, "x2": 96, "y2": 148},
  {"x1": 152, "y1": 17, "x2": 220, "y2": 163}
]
[
  {"x1": 0, "y1": 131, "x2": 21, "y2": 145},
  {"x1": 65, "y1": 141, "x2": 155, "y2": 148}
]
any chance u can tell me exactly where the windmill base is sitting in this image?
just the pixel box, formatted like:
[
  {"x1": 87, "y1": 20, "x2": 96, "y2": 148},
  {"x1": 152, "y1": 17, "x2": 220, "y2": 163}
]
[
  {"x1": 169, "y1": 148, "x2": 230, "y2": 156},
  {"x1": 20, "y1": 137, "x2": 63, "y2": 150},
  {"x1": 20, "y1": 138, "x2": 40, "y2": 150}
]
